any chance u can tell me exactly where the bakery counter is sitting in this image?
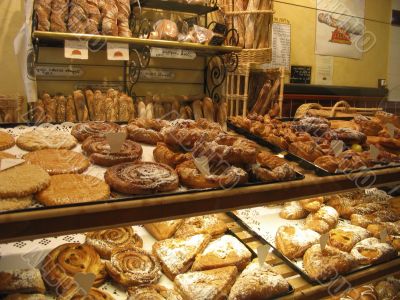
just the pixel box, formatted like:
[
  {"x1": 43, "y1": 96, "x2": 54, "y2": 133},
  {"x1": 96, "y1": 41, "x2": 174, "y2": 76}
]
[{"x1": 1, "y1": 166, "x2": 400, "y2": 243}]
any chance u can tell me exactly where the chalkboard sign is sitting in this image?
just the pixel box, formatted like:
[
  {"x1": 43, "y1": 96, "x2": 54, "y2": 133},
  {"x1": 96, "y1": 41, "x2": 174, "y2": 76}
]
[{"x1": 290, "y1": 65, "x2": 312, "y2": 84}]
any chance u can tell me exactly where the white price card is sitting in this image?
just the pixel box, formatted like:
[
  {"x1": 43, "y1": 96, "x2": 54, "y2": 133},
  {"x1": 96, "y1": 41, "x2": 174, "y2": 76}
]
[
  {"x1": 150, "y1": 47, "x2": 196, "y2": 60},
  {"x1": 387, "y1": 123, "x2": 396, "y2": 138},
  {"x1": 65, "y1": 40, "x2": 89, "y2": 60},
  {"x1": 369, "y1": 144, "x2": 380, "y2": 160},
  {"x1": 74, "y1": 273, "x2": 96, "y2": 295},
  {"x1": 0, "y1": 159, "x2": 25, "y2": 172},
  {"x1": 194, "y1": 156, "x2": 211, "y2": 176},
  {"x1": 320, "y1": 233, "x2": 329, "y2": 251},
  {"x1": 107, "y1": 43, "x2": 129, "y2": 61},
  {"x1": 257, "y1": 244, "x2": 271, "y2": 267},
  {"x1": 380, "y1": 228, "x2": 389, "y2": 243},
  {"x1": 330, "y1": 140, "x2": 344, "y2": 157},
  {"x1": 106, "y1": 132, "x2": 127, "y2": 154}
]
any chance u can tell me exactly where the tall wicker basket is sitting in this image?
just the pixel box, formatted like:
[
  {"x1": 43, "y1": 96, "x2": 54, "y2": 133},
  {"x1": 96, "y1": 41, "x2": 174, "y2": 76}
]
[{"x1": 0, "y1": 96, "x2": 25, "y2": 123}]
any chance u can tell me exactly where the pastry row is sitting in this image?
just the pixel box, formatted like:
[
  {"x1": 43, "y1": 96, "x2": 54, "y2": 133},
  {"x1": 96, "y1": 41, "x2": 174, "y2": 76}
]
[{"x1": 0, "y1": 214, "x2": 291, "y2": 300}]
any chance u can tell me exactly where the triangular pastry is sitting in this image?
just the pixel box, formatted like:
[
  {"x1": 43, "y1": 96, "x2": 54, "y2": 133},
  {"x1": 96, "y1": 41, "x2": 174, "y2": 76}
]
[
  {"x1": 144, "y1": 219, "x2": 184, "y2": 240},
  {"x1": 174, "y1": 214, "x2": 228, "y2": 238}
]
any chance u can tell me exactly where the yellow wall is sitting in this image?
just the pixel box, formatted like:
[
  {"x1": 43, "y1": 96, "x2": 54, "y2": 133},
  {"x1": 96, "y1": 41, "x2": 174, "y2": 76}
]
[{"x1": 274, "y1": 0, "x2": 392, "y2": 87}]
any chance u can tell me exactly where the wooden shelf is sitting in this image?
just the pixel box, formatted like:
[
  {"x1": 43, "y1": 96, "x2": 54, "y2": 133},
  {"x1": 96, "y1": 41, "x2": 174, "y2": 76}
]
[
  {"x1": 1, "y1": 166, "x2": 399, "y2": 243},
  {"x1": 138, "y1": 0, "x2": 219, "y2": 15},
  {"x1": 32, "y1": 31, "x2": 242, "y2": 55}
]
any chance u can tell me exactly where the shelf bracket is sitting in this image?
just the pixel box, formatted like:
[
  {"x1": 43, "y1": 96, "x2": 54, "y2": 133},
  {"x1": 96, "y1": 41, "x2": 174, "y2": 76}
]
[{"x1": 128, "y1": 46, "x2": 151, "y2": 96}]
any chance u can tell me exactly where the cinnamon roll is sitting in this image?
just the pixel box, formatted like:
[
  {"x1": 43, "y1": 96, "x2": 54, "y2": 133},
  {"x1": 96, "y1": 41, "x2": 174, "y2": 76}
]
[{"x1": 71, "y1": 122, "x2": 122, "y2": 142}]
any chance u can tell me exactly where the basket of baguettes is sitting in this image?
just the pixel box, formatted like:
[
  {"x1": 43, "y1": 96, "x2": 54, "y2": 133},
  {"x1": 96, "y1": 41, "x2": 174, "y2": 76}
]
[{"x1": 0, "y1": 95, "x2": 25, "y2": 123}]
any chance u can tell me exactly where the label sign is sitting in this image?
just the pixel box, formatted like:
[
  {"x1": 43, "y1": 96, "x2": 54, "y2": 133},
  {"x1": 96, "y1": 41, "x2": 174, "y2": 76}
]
[
  {"x1": 106, "y1": 132, "x2": 127, "y2": 154},
  {"x1": 140, "y1": 69, "x2": 176, "y2": 81},
  {"x1": 0, "y1": 159, "x2": 25, "y2": 172},
  {"x1": 330, "y1": 140, "x2": 344, "y2": 157},
  {"x1": 74, "y1": 273, "x2": 96, "y2": 295},
  {"x1": 369, "y1": 144, "x2": 380, "y2": 160},
  {"x1": 107, "y1": 43, "x2": 129, "y2": 61},
  {"x1": 320, "y1": 233, "x2": 329, "y2": 251},
  {"x1": 194, "y1": 156, "x2": 211, "y2": 176},
  {"x1": 65, "y1": 40, "x2": 88, "y2": 60},
  {"x1": 290, "y1": 65, "x2": 312, "y2": 84},
  {"x1": 35, "y1": 65, "x2": 83, "y2": 77},
  {"x1": 150, "y1": 47, "x2": 196, "y2": 60},
  {"x1": 257, "y1": 244, "x2": 271, "y2": 267}
]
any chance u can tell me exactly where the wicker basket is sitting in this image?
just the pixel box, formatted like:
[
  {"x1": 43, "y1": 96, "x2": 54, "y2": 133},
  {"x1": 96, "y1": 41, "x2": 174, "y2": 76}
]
[
  {"x1": 0, "y1": 96, "x2": 25, "y2": 123},
  {"x1": 237, "y1": 48, "x2": 272, "y2": 67}
]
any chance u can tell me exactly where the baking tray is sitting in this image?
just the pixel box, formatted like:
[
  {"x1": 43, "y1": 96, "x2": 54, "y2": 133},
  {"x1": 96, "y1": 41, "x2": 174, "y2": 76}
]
[{"x1": 227, "y1": 204, "x2": 400, "y2": 285}]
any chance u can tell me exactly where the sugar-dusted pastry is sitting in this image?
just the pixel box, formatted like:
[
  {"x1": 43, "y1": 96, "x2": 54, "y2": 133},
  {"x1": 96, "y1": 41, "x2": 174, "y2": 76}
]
[
  {"x1": 126, "y1": 119, "x2": 170, "y2": 145},
  {"x1": 351, "y1": 237, "x2": 397, "y2": 265},
  {"x1": 174, "y1": 266, "x2": 238, "y2": 300},
  {"x1": 4, "y1": 294, "x2": 46, "y2": 300},
  {"x1": 36, "y1": 174, "x2": 110, "y2": 206},
  {"x1": 305, "y1": 206, "x2": 339, "y2": 234},
  {"x1": 86, "y1": 227, "x2": 143, "y2": 259},
  {"x1": 174, "y1": 214, "x2": 228, "y2": 238},
  {"x1": 0, "y1": 269, "x2": 45, "y2": 294},
  {"x1": 0, "y1": 131, "x2": 15, "y2": 150},
  {"x1": 16, "y1": 129, "x2": 77, "y2": 151},
  {"x1": 299, "y1": 197, "x2": 325, "y2": 212},
  {"x1": 106, "y1": 246, "x2": 162, "y2": 286},
  {"x1": 351, "y1": 209, "x2": 400, "y2": 228},
  {"x1": 23, "y1": 149, "x2": 90, "y2": 175},
  {"x1": 366, "y1": 221, "x2": 400, "y2": 238},
  {"x1": 41, "y1": 243, "x2": 107, "y2": 297},
  {"x1": 0, "y1": 164, "x2": 50, "y2": 198},
  {"x1": 275, "y1": 225, "x2": 320, "y2": 259},
  {"x1": 228, "y1": 259, "x2": 290, "y2": 300},
  {"x1": 105, "y1": 162, "x2": 179, "y2": 195},
  {"x1": 128, "y1": 285, "x2": 183, "y2": 300},
  {"x1": 71, "y1": 121, "x2": 122, "y2": 142},
  {"x1": 328, "y1": 224, "x2": 371, "y2": 252},
  {"x1": 191, "y1": 235, "x2": 252, "y2": 271},
  {"x1": 153, "y1": 234, "x2": 211, "y2": 280},
  {"x1": 303, "y1": 244, "x2": 356, "y2": 282},
  {"x1": 279, "y1": 201, "x2": 308, "y2": 220},
  {"x1": 144, "y1": 220, "x2": 184, "y2": 240},
  {"x1": 153, "y1": 142, "x2": 192, "y2": 168}
]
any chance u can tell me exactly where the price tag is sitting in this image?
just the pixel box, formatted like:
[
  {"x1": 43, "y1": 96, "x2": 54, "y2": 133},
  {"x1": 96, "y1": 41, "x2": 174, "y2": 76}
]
[
  {"x1": 320, "y1": 233, "x2": 329, "y2": 251},
  {"x1": 387, "y1": 123, "x2": 396, "y2": 138},
  {"x1": 194, "y1": 156, "x2": 211, "y2": 176},
  {"x1": 65, "y1": 40, "x2": 89, "y2": 60},
  {"x1": 106, "y1": 132, "x2": 127, "y2": 154},
  {"x1": 0, "y1": 159, "x2": 25, "y2": 172},
  {"x1": 257, "y1": 244, "x2": 271, "y2": 267},
  {"x1": 369, "y1": 144, "x2": 380, "y2": 160},
  {"x1": 330, "y1": 140, "x2": 344, "y2": 157},
  {"x1": 380, "y1": 228, "x2": 389, "y2": 243},
  {"x1": 150, "y1": 47, "x2": 196, "y2": 60},
  {"x1": 107, "y1": 43, "x2": 129, "y2": 61},
  {"x1": 74, "y1": 272, "x2": 96, "y2": 295}
]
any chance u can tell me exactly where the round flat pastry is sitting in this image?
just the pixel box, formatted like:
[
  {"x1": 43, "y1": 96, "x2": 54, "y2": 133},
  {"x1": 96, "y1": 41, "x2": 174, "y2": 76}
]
[
  {"x1": 0, "y1": 164, "x2": 50, "y2": 198},
  {"x1": 104, "y1": 162, "x2": 179, "y2": 194},
  {"x1": 36, "y1": 174, "x2": 110, "y2": 206},
  {"x1": 70, "y1": 288, "x2": 115, "y2": 300},
  {"x1": 128, "y1": 285, "x2": 183, "y2": 300},
  {"x1": 71, "y1": 122, "x2": 121, "y2": 142},
  {"x1": 16, "y1": 129, "x2": 77, "y2": 151},
  {"x1": 23, "y1": 149, "x2": 90, "y2": 175},
  {"x1": 0, "y1": 131, "x2": 15, "y2": 150},
  {"x1": 0, "y1": 195, "x2": 34, "y2": 211},
  {"x1": 0, "y1": 151, "x2": 15, "y2": 159}
]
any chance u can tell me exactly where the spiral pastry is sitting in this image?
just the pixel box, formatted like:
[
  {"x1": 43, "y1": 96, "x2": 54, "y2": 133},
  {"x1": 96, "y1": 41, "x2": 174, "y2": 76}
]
[
  {"x1": 106, "y1": 246, "x2": 162, "y2": 287},
  {"x1": 71, "y1": 122, "x2": 121, "y2": 142},
  {"x1": 104, "y1": 162, "x2": 179, "y2": 194},
  {"x1": 69, "y1": 288, "x2": 115, "y2": 300},
  {"x1": 82, "y1": 136, "x2": 143, "y2": 167},
  {"x1": 41, "y1": 243, "x2": 107, "y2": 297},
  {"x1": 128, "y1": 285, "x2": 183, "y2": 300},
  {"x1": 126, "y1": 119, "x2": 170, "y2": 145},
  {"x1": 86, "y1": 227, "x2": 143, "y2": 259}
]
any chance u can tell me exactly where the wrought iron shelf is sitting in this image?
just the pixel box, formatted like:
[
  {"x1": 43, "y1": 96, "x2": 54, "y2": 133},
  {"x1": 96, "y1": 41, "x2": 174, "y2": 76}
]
[
  {"x1": 137, "y1": 0, "x2": 219, "y2": 15},
  {"x1": 32, "y1": 31, "x2": 242, "y2": 55}
]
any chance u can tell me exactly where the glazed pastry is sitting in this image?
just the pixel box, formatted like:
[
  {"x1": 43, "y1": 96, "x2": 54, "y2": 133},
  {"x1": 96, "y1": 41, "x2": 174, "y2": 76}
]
[
  {"x1": 275, "y1": 225, "x2": 320, "y2": 259},
  {"x1": 0, "y1": 195, "x2": 34, "y2": 211},
  {"x1": 153, "y1": 142, "x2": 192, "y2": 168},
  {"x1": 303, "y1": 244, "x2": 356, "y2": 281},
  {"x1": 279, "y1": 201, "x2": 309, "y2": 220},
  {"x1": 314, "y1": 155, "x2": 339, "y2": 173},
  {"x1": 351, "y1": 237, "x2": 397, "y2": 265},
  {"x1": 328, "y1": 224, "x2": 371, "y2": 252},
  {"x1": 105, "y1": 162, "x2": 179, "y2": 194},
  {"x1": 23, "y1": 149, "x2": 90, "y2": 175},
  {"x1": 0, "y1": 269, "x2": 45, "y2": 294},
  {"x1": 191, "y1": 235, "x2": 252, "y2": 271},
  {"x1": 36, "y1": 174, "x2": 110, "y2": 206},
  {"x1": 366, "y1": 221, "x2": 400, "y2": 238},
  {"x1": 228, "y1": 259, "x2": 290, "y2": 300},
  {"x1": 153, "y1": 234, "x2": 211, "y2": 280},
  {"x1": 106, "y1": 246, "x2": 162, "y2": 286},
  {"x1": 128, "y1": 285, "x2": 182, "y2": 300},
  {"x1": 16, "y1": 129, "x2": 77, "y2": 151},
  {"x1": 86, "y1": 227, "x2": 143, "y2": 259},
  {"x1": 174, "y1": 266, "x2": 238, "y2": 300},
  {"x1": 82, "y1": 136, "x2": 143, "y2": 167},
  {"x1": 288, "y1": 141, "x2": 325, "y2": 162},
  {"x1": 41, "y1": 243, "x2": 107, "y2": 297},
  {"x1": 144, "y1": 220, "x2": 184, "y2": 240},
  {"x1": 0, "y1": 131, "x2": 15, "y2": 150},
  {"x1": 299, "y1": 197, "x2": 325, "y2": 212},
  {"x1": 127, "y1": 119, "x2": 170, "y2": 145},
  {"x1": 305, "y1": 206, "x2": 339, "y2": 234},
  {"x1": 174, "y1": 214, "x2": 228, "y2": 238},
  {"x1": 69, "y1": 288, "x2": 114, "y2": 300},
  {"x1": 71, "y1": 122, "x2": 121, "y2": 142}
]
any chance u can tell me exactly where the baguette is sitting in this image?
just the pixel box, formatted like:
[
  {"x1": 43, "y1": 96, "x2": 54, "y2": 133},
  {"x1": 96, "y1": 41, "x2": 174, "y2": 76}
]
[
  {"x1": 217, "y1": 100, "x2": 228, "y2": 131},
  {"x1": 259, "y1": 78, "x2": 280, "y2": 115},
  {"x1": 233, "y1": 1, "x2": 246, "y2": 48},
  {"x1": 244, "y1": 0, "x2": 261, "y2": 49},
  {"x1": 93, "y1": 90, "x2": 106, "y2": 121},
  {"x1": 202, "y1": 97, "x2": 215, "y2": 122},
  {"x1": 56, "y1": 95, "x2": 66, "y2": 123},
  {"x1": 138, "y1": 100, "x2": 146, "y2": 119},
  {"x1": 85, "y1": 89, "x2": 96, "y2": 120},
  {"x1": 65, "y1": 95, "x2": 77, "y2": 122},
  {"x1": 251, "y1": 80, "x2": 271, "y2": 114},
  {"x1": 146, "y1": 102, "x2": 154, "y2": 119},
  {"x1": 192, "y1": 100, "x2": 203, "y2": 120},
  {"x1": 73, "y1": 90, "x2": 89, "y2": 121}
]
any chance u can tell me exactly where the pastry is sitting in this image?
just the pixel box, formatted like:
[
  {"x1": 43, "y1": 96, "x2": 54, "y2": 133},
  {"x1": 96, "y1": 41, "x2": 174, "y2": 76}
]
[
  {"x1": 279, "y1": 201, "x2": 309, "y2": 220},
  {"x1": 305, "y1": 206, "x2": 339, "y2": 234},
  {"x1": 328, "y1": 224, "x2": 371, "y2": 252},
  {"x1": 257, "y1": 151, "x2": 287, "y2": 170},
  {"x1": 275, "y1": 225, "x2": 320, "y2": 259},
  {"x1": 23, "y1": 149, "x2": 90, "y2": 175},
  {"x1": 144, "y1": 220, "x2": 184, "y2": 240},
  {"x1": 16, "y1": 129, "x2": 77, "y2": 151},
  {"x1": 153, "y1": 142, "x2": 192, "y2": 168},
  {"x1": 0, "y1": 195, "x2": 34, "y2": 211},
  {"x1": 69, "y1": 288, "x2": 114, "y2": 300},
  {"x1": 351, "y1": 209, "x2": 400, "y2": 228},
  {"x1": 351, "y1": 237, "x2": 397, "y2": 265},
  {"x1": 202, "y1": 97, "x2": 215, "y2": 122},
  {"x1": 374, "y1": 111, "x2": 400, "y2": 128},
  {"x1": 126, "y1": 119, "x2": 170, "y2": 145},
  {"x1": 375, "y1": 278, "x2": 400, "y2": 300},
  {"x1": 128, "y1": 285, "x2": 182, "y2": 300},
  {"x1": 332, "y1": 284, "x2": 377, "y2": 300},
  {"x1": 36, "y1": 174, "x2": 110, "y2": 206},
  {"x1": 334, "y1": 127, "x2": 367, "y2": 145},
  {"x1": 0, "y1": 151, "x2": 15, "y2": 159},
  {"x1": 34, "y1": 0, "x2": 52, "y2": 31},
  {"x1": 174, "y1": 266, "x2": 238, "y2": 300},
  {"x1": 0, "y1": 164, "x2": 50, "y2": 198},
  {"x1": 337, "y1": 150, "x2": 369, "y2": 171},
  {"x1": 71, "y1": 122, "x2": 121, "y2": 142},
  {"x1": 86, "y1": 227, "x2": 143, "y2": 259},
  {"x1": 366, "y1": 221, "x2": 400, "y2": 238},
  {"x1": 300, "y1": 197, "x2": 325, "y2": 212},
  {"x1": 191, "y1": 235, "x2": 252, "y2": 271},
  {"x1": 314, "y1": 155, "x2": 339, "y2": 173},
  {"x1": 106, "y1": 246, "x2": 162, "y2": 286},
  {"x1": 153, "y1": 234, "x2": 211, "y2": 280},
  {"x1": 41, "y1": 243, "x2": 107, "y2": 297},
  {"x1": 68, "y1": 0, "x2": 88, "y2": 33},
  {"x1": 303, "y1": 244, "x2": 356, "y2": 282},
  {"x1": 353, "y1": 115, "x2": 383, "y2": 136},
  {"x1": 82, "y1": 136, "x2": 142, "y2": 167},
  {"x1": 4, "y1": 294, "x2": 46, "y2": 300},
  {"x1": 0, "y1": 269, "x2": 45, "y2": 294},
  {"x1": 105, "y1": 162, "x2": 179, "y2": 194},
  {"x1": 174, "y1": 214, "x2": 228, "y2": 238},
  {"x1": 291, "y1": 116, "x2": 331, "y2": 136},
  {"x1": 153, "y1": 19, "x2": 179, "y2": 41},
  {"x1": 0, "y1": 131, "x2": 15, "y2": 150},
  {"x1": 228, "y1": 259, "x2": 290, "y2": 300},
  {"x1": 288, "y1": 141, "x2": 325, "y2": 162}
]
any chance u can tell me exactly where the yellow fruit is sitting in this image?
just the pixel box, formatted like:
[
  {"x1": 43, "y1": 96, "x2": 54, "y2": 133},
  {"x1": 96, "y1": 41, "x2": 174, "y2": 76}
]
[{"x1": 351, "y1": 144, "x2": 363, "y2": 152}]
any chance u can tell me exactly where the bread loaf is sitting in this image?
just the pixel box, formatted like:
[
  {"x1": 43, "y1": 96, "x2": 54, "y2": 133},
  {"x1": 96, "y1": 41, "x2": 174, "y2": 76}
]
[
  {"x1": 163, "y1": 102, "x2": 172, "y2": 120},
  {"x1": 85, "y1": 90, "x2": 96, "y2": 120},
  {"x1": 202, "y1": 97, "x2": 214, "y2": 122},
  {"x1": 146, "y1": 103, "x2": 154, "y2": 119},
  {"x1": 33, "y1": 99, "x2": 46, "y2": 123},
  {"x1": 244, "y1": 0, "x2": 260, "y2": 49},
  {"x1": 56, "y1": 95, "x2": 66, "y2": 123},
  {"x1": 35, "y1": 0, "x2": 52, "y2": 31},
  {"x1": 73, "y1": 90, "x2": 89, "y2": 122},
  {"x1": 192, "y1": 100, "x2": 203, "y2": 120},
  {"x1": 217, "y1": 100, "x2": 227, "y2": 131},
  {"x1": 50, "y1": 0, "x2": 68, "y2": 32},
  {"x1": 118, "y1": 94, "x2": 134, "y2": 122},
  {"x1": 107, "y1": 89, "x2": 119, "y2": 120},
  {"x1": 153, "y1": 103, "x2": 165, "y2": 119},
  {"x1": 68, "y1": 0, "x2": 88, "y2": 33},
  {"x1": 105, "y1": 97, "x2": 117, "y2": 122},
  {"x1": 43, "y1": 93, "x2": 56, "y2": 122},
  {"x1": 66, "y1": 95, "x2": 77, "y2": 122},
  {"x1": 138, "y1": 101, "x2": 146, "y2": 119},
  {"x1": 86, "y1": 0, "x2": 101, "y2": 34},
  {"x1": 116, "y1": 0, "x2": 132, "y2": 37},
  {"x1": 93, "y1": 90, "x2": 106, "y2": 121},
  {"x1": 101, "y1": 0, "x2": 118, "y2": 36}
]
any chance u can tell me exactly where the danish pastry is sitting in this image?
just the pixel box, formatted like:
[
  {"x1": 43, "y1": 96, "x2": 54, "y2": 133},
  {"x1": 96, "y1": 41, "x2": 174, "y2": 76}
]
[
  {"x1": 328, "y1": 224, "x2": 371, "y2": 252},
  {"x1": 366, "y1": 221, "x2": 400, "y2": 238},
  {"x1": 71, "y1": 122, "x2": 121, "y2": 142},
  {"x1": 351, "y1": 237, "x2": 397, "y2": 265},
  {"x1": 299, "y1": 197, "x2": 325, "y2": 212},
  {"x1": 288, "y1": 141, "x2": 325, "y2": 162},
  {"x1": 305, "y1": 206, "x2": 339, "y2": 234},
  {"x1": 144, "y1": 220, "x2": 184, "y2": 240},
  {"x1": 279, "y1": 201, "x2": 308, "y2": 220},
  {"x1": 153, "y1": 142, "x2": 192, "y2": 168},
  {"x1": 314, "y1": 155, "x2": 339, "y2": 173},
  {"x1": 127, "y1": 119, "x2": 170, "y2": 145},
  {"x1": 174, "y1": 214, "x2": 228, "y2": 238}
]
